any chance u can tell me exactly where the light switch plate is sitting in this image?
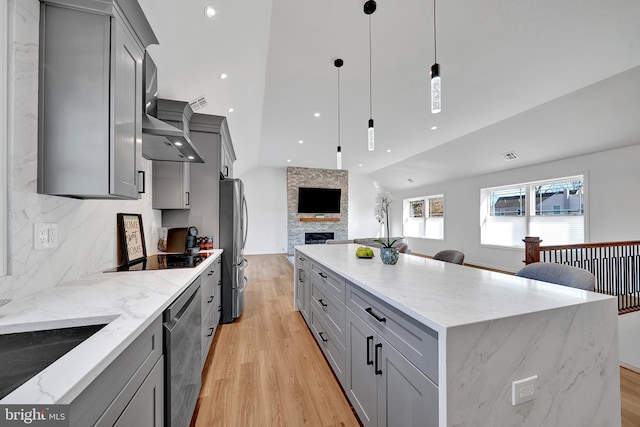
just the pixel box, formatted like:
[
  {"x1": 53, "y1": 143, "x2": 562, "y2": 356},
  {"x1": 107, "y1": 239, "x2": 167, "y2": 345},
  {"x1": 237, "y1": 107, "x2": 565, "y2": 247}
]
[{"x1": 512, "y1": 375, "x2": 537, "y2": 405}]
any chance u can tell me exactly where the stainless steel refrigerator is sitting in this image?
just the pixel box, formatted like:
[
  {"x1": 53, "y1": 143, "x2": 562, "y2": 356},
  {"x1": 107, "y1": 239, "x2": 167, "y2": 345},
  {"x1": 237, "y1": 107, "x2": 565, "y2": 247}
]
[{"x1": 219, "y1": 178, "x2": 249, "y2": 323}]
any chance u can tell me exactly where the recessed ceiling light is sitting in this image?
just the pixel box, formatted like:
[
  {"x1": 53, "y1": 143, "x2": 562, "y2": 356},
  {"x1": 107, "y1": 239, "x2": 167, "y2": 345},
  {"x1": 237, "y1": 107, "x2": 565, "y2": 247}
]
[
  {"x1": 430, "y1": 126, "x2": 438, "y2": 130},
  {"x1": 228, "y1": 107, "x2": 234, "y2": 113},
  {"x1": 204, "y1": 5, "x2": 216, "y2": 18},
  {"x1": 314, "y1": 112, "x2": 320, "y2": 117},
  {"x1": 188, "y1": 155, "x2": 195, "y2": 160},
  {"x1": 358, "y1": 164, "x2": 363, "y2": 167},
  {"x1": 298, "y1": 140, "x2": 303, "y2": 144},
  {"x1": 386, "y1": 149, "x2": 391, "y2": 153},
  {"x1": 174, "y1": 141, "x2": 182, "y2": 146},
  {"x1": 219, "y1": 73, "x2": 228, "y2": 79},
  {"x1": 287, "y1": 159, "x2": 292, "y2": 162}
]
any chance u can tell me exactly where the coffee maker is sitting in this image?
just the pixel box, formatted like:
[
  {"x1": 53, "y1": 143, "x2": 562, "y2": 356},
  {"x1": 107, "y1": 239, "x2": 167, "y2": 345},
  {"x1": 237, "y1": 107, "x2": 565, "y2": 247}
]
[{"x1": 186, "y1": 226, "x2": 199, "y2": 254}]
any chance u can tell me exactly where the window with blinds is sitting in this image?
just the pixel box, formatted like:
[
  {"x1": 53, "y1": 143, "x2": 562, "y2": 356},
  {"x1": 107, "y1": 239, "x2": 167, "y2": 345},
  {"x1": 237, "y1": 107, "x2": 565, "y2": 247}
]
[
  {"x1": 481, "y1": 176, "x2": 584, "y2": 247},
  {"x1": 403, "y1": 195, "x2": 444, "y2": 240}
]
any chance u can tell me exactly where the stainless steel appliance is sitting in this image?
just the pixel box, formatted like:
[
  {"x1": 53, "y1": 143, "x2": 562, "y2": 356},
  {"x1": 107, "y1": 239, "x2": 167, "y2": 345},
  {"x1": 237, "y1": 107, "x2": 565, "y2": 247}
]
[
  {"x1": 219, "y1": 178, "x2": 249, "y2": 323},
  {"x1": 163, "y1": 279, "x2": 201, "y2": 427}
]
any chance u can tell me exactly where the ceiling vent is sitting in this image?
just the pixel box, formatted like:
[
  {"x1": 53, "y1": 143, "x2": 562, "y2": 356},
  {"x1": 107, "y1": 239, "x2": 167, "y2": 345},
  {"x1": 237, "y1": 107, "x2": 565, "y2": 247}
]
[
  {"x1": 502, "y1": 151, "x2": 519, "y2": 161},
  {"x1": 189, "y1": 95, "x2": 208, "y2": 111}
]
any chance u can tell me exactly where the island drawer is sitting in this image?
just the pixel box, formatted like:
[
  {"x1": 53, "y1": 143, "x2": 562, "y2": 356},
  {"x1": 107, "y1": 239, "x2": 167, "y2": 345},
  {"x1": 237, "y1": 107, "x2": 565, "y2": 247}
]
[
  {"x1": 310, "y1": 279, "x2": 346, "y2": 346},
  {"x1": 346, "y1": 282, "x2": 439, "y2": 384},
  {"x1": 309, "y1": 302, "x2": 346, "y2": 386},
  {"x1": 296, "y1": 251, "x2": 311, "y2": 270},
  {"x1": 311, "y1": 262, "x2": 346, "y2": 303}
]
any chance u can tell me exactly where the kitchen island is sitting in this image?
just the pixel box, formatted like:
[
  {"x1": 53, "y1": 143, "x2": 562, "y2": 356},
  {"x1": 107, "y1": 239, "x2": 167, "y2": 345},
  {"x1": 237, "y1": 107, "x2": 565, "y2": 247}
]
[
  {"x1": 294, "y1": 244, "x2": 620, "y2": 426},
  {"x1": 0, "y1": 250, "x2": 222, "y2": 425}
]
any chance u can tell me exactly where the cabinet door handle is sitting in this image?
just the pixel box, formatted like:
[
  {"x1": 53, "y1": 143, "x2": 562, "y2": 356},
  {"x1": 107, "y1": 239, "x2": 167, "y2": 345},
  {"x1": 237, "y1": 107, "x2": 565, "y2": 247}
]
[
  {"x1": 207, "y1": 296, "x2": 214, "y2": 303},
  {"x1": 365, "y1": 307, "x2": 386, "y2": 323},
  {"x1": 224, "y1": 165, "x2": 229, "y2": 177},
  {"x1": 137, "y1": 170, "x2": 146, "y2": 194},
  {"x1": 318, "y1": 331, "x2": 328, "y2": 343},
  {"x1": 366, "y1": 336, "x2": 374, "y2": 365},
  {"x1": 218, "y1": 305, "x2": 222, "y2": 312},
  {"x1": 298, "y1": 269, "x2": 305, "y2": 281},
  {"x1": 375, "y1": 343, "x2": 382, "y2": 375},
  {"x1": 207, "y1": 327, "x2": 214, "y2": 337},
  {"x1": 185, "y1": 191, "x2": 190, "y2": 206},
  {"x1": 208, "y1": 271, "x2": 214, "y2": 276},
  {"x1": 318, "y1": 272, "x2": 328, "y2": 279},
  {"x1": 318, "y1": 299, "x2": 328, "y2": 307}
]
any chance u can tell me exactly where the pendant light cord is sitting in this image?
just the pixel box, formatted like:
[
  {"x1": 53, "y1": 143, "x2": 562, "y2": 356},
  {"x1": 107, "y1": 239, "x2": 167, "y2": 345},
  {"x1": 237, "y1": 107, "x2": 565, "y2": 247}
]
[
  {"x1": 369, "y1": 15, "x2": 373, "y2": 118},
  {"x1": 433, "y1": 0, "x2": 437, "y2": 62},
  {"x1": 337, "y1": 66, "x2": 341, "y2": 148}
]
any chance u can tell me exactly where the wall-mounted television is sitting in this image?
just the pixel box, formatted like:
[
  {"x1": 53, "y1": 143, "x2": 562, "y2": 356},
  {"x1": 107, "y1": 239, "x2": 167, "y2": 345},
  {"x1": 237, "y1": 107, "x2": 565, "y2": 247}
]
[{"x1": 297, "y1": 187, "x2": 341, "y2": 213}]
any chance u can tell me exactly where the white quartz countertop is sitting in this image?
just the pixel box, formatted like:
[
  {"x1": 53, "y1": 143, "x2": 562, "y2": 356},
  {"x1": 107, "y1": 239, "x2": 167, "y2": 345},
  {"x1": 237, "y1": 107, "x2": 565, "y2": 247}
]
[
  {"x1": 296, "y1": 244, "x2": 614, "y2": 332},
  {"x1": 0, "y1": 249, "x2": 223, "y2": 404}
]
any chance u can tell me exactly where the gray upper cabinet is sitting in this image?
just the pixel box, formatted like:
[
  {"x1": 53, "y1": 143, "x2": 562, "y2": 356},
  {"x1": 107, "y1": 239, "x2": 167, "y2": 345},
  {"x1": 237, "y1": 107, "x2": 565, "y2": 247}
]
[
  {"x1": 152, "y1": 100, "x2": 195, "y2": 210},
  {"x1": 38, "y1": 0, "x2": 157, "y2": 199}
]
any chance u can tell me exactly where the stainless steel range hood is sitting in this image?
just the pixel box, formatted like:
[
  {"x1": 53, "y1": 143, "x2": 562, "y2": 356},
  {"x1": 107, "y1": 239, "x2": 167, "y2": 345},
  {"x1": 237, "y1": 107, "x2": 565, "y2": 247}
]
[{"x1": 142, "y1": 54, "x2": 204, "y2": 163}]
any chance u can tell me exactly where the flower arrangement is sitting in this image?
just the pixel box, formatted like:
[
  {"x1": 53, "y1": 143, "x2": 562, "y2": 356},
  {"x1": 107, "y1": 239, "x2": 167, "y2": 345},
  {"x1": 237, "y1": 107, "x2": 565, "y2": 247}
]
[{"x1": 373, "y1": 192, "x2": 400, "y2": 248}]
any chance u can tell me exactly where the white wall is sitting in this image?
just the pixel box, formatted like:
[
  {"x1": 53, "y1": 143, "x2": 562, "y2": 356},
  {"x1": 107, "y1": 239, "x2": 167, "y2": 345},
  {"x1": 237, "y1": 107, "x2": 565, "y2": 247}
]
[
  {"x1": 348, "y1": 172, "x2": 384, "y2": 239},
  {"x1": 240, "y1": 167, "x2": 288, "y2": 254},
  {"x1": 392, "y1": 144, "x2": 640, "y2": 272}
]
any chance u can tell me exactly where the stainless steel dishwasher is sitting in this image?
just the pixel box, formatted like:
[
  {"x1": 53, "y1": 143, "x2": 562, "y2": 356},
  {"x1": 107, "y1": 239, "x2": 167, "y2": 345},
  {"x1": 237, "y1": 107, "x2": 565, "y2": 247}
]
[{"x1": 164, "y1": 278, "x2": 201, "y2": 427}]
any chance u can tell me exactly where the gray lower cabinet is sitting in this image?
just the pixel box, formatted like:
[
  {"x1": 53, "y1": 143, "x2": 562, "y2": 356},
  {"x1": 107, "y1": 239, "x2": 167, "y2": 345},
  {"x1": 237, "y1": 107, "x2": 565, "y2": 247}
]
[
  {"x1": 295, "y1": 254, "x2": 311, "y2": 322},
  {"x1": 38, "y1": 0, "x2": 155, "y2": 199},
  {"x1": 200, "y1": 258, "x2": 222, "y2": 367},
  {"x1": 153, "y1": 161, "x2": 191, "y2": 209},
  {"x1": 114, "y1": 356, "x2": 164, "y2": 427},
  {"x1": 70, "y1": 317, "x2": 164, "y2": 427},
  {"x1": 345, "y1": 308, "x2": 438, "y2": 427}
]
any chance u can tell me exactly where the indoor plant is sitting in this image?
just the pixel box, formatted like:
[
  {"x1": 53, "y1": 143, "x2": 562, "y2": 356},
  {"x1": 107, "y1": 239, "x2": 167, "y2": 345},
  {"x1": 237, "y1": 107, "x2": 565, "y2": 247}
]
[{"x1": 373, "y1": 193, "x2": 400, "y2": 265}]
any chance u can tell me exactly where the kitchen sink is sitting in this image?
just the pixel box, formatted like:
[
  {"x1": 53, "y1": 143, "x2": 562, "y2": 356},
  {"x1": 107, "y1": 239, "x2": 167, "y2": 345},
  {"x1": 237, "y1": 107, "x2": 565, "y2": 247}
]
[{"x1": 0, "y1": 323, "x2": 107, "y2": 399}]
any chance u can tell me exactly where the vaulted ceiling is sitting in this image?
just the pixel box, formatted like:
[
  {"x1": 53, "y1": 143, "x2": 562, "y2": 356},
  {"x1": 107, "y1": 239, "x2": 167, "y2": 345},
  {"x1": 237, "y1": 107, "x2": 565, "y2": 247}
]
[{"x1": 138, "y1": 0, "x2": 640, "y2": 191}]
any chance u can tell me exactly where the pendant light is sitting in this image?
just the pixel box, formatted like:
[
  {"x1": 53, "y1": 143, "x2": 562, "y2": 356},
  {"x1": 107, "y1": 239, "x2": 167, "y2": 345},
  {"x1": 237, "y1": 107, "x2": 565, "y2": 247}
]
[
  {"x1": 335, "y1": 58, "x2": 344, "y2": 169},
  {"x1": 431, "y1": 0, "x2": 441, "y2": 114},
  {"x1": 364, "y1": 0, "x2": 376, "y2": 151}
]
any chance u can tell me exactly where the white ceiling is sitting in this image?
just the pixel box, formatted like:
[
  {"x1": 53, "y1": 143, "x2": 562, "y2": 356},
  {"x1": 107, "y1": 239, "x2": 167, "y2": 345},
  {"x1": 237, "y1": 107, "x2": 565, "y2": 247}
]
[{"x1": 138, "y1": 0, "x2": 640, "y2": 191}]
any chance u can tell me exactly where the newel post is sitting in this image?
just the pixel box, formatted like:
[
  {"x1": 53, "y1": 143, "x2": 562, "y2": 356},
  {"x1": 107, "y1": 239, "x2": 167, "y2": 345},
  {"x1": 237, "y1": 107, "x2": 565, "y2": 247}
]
[{"x1": 523, "y1": 236, "x2": 542, "y2": 264}]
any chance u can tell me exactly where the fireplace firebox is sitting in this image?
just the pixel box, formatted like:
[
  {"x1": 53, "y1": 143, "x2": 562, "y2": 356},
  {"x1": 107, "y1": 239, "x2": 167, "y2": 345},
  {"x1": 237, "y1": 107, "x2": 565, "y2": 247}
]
[{"x1": 305, "y1": 232, "x2": 335, "y2": 245}]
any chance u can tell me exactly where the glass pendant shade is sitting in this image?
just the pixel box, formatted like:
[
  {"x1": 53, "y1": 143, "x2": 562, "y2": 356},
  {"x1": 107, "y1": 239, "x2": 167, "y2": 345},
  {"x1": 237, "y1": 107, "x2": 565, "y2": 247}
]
[
  {"x1": 431, "y1": 63, "x2": 441, "y2": 114},
  {"x1": 368, "y1": 119, "x2": 375, "y2": 151},
  {"x1": 336, "y1": 146, "x2": 342, "y2": 169}
]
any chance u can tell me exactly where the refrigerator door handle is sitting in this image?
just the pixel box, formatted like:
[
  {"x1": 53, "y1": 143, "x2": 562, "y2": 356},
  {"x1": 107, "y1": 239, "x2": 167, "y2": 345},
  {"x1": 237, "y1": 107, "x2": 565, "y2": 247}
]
[
  {"x1": 242, "y1": 195, "x2": 249, "y2": 249},
  {"x1": 237, "y1": 276, "x2": 249, "y2": 292}
]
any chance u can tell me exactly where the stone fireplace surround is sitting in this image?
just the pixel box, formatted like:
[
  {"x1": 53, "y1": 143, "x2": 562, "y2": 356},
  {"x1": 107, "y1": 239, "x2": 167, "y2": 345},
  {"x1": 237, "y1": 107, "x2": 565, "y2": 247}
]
[{"x1": 287, "y1": 167, "x2": 348, "y2": 254}]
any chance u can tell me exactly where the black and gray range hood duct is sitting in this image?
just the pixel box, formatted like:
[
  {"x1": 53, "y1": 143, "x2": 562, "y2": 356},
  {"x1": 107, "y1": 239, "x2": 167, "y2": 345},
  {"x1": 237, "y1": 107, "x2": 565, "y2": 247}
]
[{"x1": 142, "y1": 54, "x2": 204, "y2": 163}]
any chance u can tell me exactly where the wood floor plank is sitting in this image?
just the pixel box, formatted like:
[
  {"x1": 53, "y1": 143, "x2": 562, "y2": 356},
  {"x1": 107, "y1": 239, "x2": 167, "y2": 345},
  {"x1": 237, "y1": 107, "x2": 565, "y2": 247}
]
[{"x1": 192, "y1": 254, "x2": 640, "y2": 426}]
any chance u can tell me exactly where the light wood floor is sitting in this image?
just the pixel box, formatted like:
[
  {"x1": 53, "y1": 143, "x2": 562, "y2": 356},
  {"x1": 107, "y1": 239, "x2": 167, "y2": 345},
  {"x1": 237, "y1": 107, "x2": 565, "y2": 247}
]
[
  {"x1": 192, "y1": 254, "x2": 640, "y2": 426},
  {"x1": 192, "y1": 254, "x2": 359, "y2": 427}
]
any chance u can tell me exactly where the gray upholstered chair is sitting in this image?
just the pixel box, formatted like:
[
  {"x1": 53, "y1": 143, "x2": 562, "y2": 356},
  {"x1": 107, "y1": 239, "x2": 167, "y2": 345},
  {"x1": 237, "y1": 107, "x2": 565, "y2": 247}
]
[
  {"x1": 515, "y1": 262, "x2": 595, "y2": 291},
  {"x1": 433, "y1": 250, "x2": 465, "y2": 265}
]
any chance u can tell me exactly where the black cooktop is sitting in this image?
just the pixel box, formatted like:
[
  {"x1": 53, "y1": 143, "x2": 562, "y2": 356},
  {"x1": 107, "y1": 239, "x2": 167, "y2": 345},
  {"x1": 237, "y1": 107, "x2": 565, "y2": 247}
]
[{"x1": 105, "y1": 253, "x2": 208, "y2": 272}]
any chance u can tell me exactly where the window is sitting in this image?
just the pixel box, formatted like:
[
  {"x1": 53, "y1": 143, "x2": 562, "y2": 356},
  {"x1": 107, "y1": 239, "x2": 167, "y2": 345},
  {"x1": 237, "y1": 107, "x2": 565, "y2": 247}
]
[
  {"x1": 403, "y1": 195, "x2": 444, "y2": 240},
  {"x1": 481, "y1": 176, "x2": 585, "y2": 248}
]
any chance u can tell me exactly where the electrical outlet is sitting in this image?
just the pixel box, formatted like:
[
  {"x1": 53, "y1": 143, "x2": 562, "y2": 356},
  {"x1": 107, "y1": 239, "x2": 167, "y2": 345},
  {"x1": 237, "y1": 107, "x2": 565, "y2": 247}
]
[
  {"x1": 34, "y1": 223, "x2": 58, "y2": 250},
  {"x1": 512, "y1": 375, "x2": 537, "y2": 405}
]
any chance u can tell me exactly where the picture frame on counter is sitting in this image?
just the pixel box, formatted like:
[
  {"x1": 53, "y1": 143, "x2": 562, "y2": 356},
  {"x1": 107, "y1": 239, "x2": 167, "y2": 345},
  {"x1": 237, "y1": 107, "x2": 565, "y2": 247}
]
[{"x1": 117, "y1": 213, "x2": 147, "y2": 265}]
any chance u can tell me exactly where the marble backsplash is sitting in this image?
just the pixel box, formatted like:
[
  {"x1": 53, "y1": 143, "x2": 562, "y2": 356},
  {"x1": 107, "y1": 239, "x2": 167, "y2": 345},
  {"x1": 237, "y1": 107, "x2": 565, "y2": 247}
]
[{"x1": 0, "y1": 0, "x2": 161, "y2": 301}]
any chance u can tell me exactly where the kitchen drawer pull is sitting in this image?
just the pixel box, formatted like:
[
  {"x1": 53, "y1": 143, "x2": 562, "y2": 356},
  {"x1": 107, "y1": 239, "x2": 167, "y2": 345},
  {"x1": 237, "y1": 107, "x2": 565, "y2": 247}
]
[
  {"x1": 208, "y1": 271, "x2": 214, "y2": 276},
  {"x1": 318, "y1": 332, "x2": 328, "y2": 343},
  {"x1": 218, "y1": 306, "x2": 222, "y2": 312},
  {"x1": 207, "y1": 296, "x2": 214, "y2": 303},
  {"x1": 318, "y1": 272, "x2": 328, "y2": 279},
  {"x1": 299, "y1": 256, "x2": 306, "y2": 262},
  {"x1": 207, "y1": 327, "x2": 214, "y2": 337},
  {"x1": 318, "y1": 299, "x2": 328, "y2": 307},
  {"x1": 365, "y1": 307, "x2": 386, "y2": 323},
  {"x1": 375, "y1": 343, "x2": 382, "y2": 375},
  {"x1": 366, "y1": 336, "x2": 374, "y2": 365}
]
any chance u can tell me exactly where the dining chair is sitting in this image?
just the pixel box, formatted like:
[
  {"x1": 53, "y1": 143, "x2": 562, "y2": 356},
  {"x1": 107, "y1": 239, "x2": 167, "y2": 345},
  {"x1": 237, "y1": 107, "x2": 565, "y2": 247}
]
[
  {"x1": 433, "y1": 250, "x2": 465, "y2": 265},
  {"x1": 515, "y1": 262, "x2": 595, "y2": 291}
]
